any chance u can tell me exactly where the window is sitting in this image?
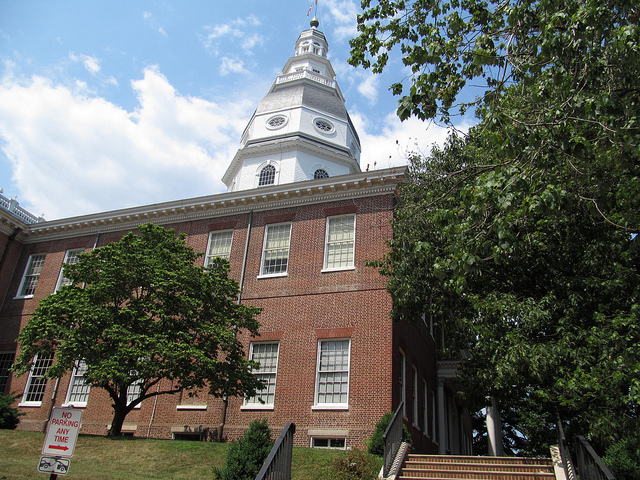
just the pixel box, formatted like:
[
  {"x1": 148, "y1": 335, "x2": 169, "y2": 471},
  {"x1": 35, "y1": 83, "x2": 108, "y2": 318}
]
[
  {"x1": 21, "y1": 353, "x2": 53, "y2": 406},
  {"x1": 127, "y1": 378, "x2": 143, "y2": 407},
  {"x1": 258, "y1": 164, "x2": 276, "y2": 186},
  {"x1": 64, "y1": 360, "x2": 91, "y2": 407},
  {"x1": 56, "y1": 249, "x2": 83, "y2": 291},
  {"x1": 17, "y1": 254, "x2": 45, "y2": 297},
  {"x1": 205, "y1": 230, "x2": 233, "y2": 266},
  {"x1": 0, "y1": 352, "x2": 15, "y2": 394},
  {"x1": 412, "y1": 367, "x2": 419, "y2": 428},
  {"x1": 244, "y1": 342, "x2": 279, "y2": 408},
  {"x1": 324, "y1": 215, "x2": 355, "y2": 270},
  {"x1": 267, "y1": 115, "x2": 287, "y2": 129},
  {"x1": 314, "y1": 118, "x2": 334, "y2": 133},
  {"x1": 431, "y1": 390, "x2": 437, "y2": 440},
  {"x1": 311, "y1": 437, "x2": 346, "y2": 449},
  {"x1": 314, "y1": 168, "x2": 329, "y2": 179},
  {"x1": 260, "y1": 223, "x2": 291, "y2": 276},
  {"x1": 314, "y1": 339, "x2": 350, "y2": 408},
  {"x1": 399, "y1": 350, "x2": 406, "y2": 417}
]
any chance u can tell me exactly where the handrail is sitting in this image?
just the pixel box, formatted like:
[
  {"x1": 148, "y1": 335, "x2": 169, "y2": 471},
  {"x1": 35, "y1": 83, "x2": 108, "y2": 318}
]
[
  {"x1": 255, "y1": 422, "x2": 296, "y2": 480},
  {"x1": 574, "y1": 435, "x2": 616, "y2": 480},
  {"x1": 383, "y1": 402, "x2": 404, "y2": 478},
  {"x1": 556, "y1": 417, "x2": 576, "y2": 480}
]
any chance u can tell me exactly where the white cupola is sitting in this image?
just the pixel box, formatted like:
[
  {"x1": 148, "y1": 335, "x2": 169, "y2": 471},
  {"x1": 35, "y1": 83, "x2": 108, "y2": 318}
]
[{"x1": 222, "y1": 18, "x2": 361, "y2": 192}]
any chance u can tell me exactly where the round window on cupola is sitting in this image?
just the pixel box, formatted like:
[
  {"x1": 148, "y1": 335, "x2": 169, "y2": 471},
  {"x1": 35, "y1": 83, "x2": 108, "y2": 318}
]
[
  {"x1": 266, "y1": 115, "x2": 288, "y2": 130},
  {"x1": 314, "y1": 118, "x2": 334, "y2": 134}
]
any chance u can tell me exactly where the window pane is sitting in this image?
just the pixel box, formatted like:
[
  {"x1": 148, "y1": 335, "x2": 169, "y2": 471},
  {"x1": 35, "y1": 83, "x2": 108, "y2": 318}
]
[
  {"x1": 259, "y1": 165, "x2": 276, "y2": 186},
  {"x1": 325, "y1": 215, "x2": 355, "y2": 269},
  {"x1": 316, "y1": 340, "x2": 350, "y2": 405},
  {"x1": 205, "y1": 230, "x2": 233, "y2": 266},
  {"x1": 261, "y1": 224, "x2": 291, "y2": 275},
  {"x1": 20, "y1": 254, "x2": 45, "y2": 296},
  {"x1": 66, "y1": 360, "x2": 91, "y2": 405},
  {"x1": 0, "y1": 352, "x2": 15, "y2": 393},
  {"x1": 23, "y1": 353, "x2": 53, "y2": 403},
  {"x1": 245, "y1": 343, "x2": 279, "y2": 406},
  {"x1": 57, "y1": 249, "x2": 82, "y2": 290}
]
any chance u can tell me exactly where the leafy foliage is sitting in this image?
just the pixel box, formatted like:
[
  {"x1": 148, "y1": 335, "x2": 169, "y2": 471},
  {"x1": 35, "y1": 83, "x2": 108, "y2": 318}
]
[
  {"x1": 602, "y1": 431, "x2": 640, "y2": 480},
  {"x1": 12, "y1": 223, "x2": 263, "y2": 436},
  {"x1": 212, "y1": 419, "x2": 273, "y2": 480},
  {"x1": 331, "y1": 448, "x2": 378, "y2": 480},
  {"x1": 351, "y1": 0, "x2": 640, "y2": 457},
  {"x1": 367, "y1": 411, "x2": 411, "y2": 456},
  {"x1": 0, "y1": 393, "x2": 22, "y2": 429}
]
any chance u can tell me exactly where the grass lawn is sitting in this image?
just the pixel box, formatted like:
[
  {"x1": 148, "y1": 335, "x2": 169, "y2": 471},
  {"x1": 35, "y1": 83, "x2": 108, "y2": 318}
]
[{"x1": 0, "y1": 430, "x2": 379, "y2": 479}]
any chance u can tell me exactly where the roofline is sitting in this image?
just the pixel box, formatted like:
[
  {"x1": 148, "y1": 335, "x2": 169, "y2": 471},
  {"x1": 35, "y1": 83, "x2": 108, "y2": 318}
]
[{"x1": 19, "y1": 166, "x2": 408, "y2": 243}]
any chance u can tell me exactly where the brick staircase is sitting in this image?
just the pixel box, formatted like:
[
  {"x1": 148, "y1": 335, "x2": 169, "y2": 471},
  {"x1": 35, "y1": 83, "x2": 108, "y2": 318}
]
[{"x1": 398, "y1": 455, "x2": 556, "y2": 480}]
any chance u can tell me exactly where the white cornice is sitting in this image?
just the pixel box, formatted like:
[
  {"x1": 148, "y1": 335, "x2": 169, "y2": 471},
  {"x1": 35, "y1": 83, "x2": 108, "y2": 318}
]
[{"x1": 20, "y1": 167, "x2": 407, "y2": 243}]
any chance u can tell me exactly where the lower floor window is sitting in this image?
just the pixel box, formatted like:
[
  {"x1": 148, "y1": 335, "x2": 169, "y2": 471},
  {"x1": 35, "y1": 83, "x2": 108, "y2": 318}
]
[
  {"x1": 311, "y1": 437, "x2": 346, "y2": 449},
  {"x1": 21, "y1": 353, "x2": 53, "y2": 405},
  {"x1": 315, "y1": 339, "x2": 350, "y2": 407}
]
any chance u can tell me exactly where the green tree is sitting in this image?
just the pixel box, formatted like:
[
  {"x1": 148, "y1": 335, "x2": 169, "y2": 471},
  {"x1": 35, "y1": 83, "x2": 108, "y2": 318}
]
[
  {"x1": 12, "y1": 223, "x2": 263, "y2": 436},
  {"x1": 351, "y1": 0, "x2": 640, "y2": 458},
  {"x1": 213, "y1": 419, "x2": 273, "y2": 480}
]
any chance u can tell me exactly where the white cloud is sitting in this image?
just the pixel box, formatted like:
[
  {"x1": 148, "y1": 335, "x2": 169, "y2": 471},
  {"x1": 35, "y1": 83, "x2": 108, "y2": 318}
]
[
  {"x1": 351, "y1": 110, "x2": 471, "y2": 170},
  {"x1": 202, "y1": 16, "x2": 264, "y2": 55},
  {"x1": 69, "y1": 53, "x2": 101, "y2": 75},
  {"x1": 0, "y1": 68, "x2": 254, "y2": 219},
  {"x1": 219, "y1": 57, "x2": 248, "y2": 76}
]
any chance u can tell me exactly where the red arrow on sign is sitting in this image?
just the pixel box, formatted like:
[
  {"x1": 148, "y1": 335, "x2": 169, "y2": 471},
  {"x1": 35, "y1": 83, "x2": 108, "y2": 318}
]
[{"x1": 48, "y1": 445, "x2": 69, "y2": 451}]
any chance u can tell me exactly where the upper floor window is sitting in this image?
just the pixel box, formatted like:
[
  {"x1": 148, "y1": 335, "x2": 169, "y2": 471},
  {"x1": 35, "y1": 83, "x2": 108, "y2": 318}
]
[
  {"x1": 205, "y1": 230, "x2": 233, "y2": 267},
  {"x1": 64, "y1": 360, "x2": 91, "y2": 407},
  {"x1": 20, "y1": 353, "x2": 53, "y2": 406},
  {"x1": 314, "y1": 339, "x2": 350, "y2": 409},
  {"x1": 314, "y1": 169, "x2": 329, "y2": 179},
  {"x1": 17, "y1": 254, "x2": 45, "y2": 298},
  {"x1": 314, "y1": 118, "x2": 334, "y2": 133},
  {"x1": 259, "y1": 164, "x2": 276, "y2": 186},
  {"x1": 323, "y1": 215, "x2": 355, "y2": 271},
  {"x1": 244, "y1": 342, "x2": 279, "y2": 408},
  {"x1": 260, "y1": 223, "x2": 292, "y2": 276},
  {"x1": 56, "y1": 249, "x2": 83, "y2": 291}
]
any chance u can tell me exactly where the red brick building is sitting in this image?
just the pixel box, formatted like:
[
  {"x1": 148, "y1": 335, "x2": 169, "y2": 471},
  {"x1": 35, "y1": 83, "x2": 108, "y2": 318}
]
[{"x1": 0, "y1": 20, "x2": 471, "y2": 454}]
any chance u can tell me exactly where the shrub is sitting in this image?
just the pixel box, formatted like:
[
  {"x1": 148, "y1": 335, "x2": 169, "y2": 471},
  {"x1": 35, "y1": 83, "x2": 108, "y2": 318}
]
[
  {"x1": 602, "y1": 434, "x2": 640, "y2": 480},
  {"x1": 331, "y1": 448, "x2": 378, "y2": 480},
  {"x1": 0, "y1": 393, "x2": 22, "y2": 429},
  {"x1": 213, "y1": 419, "x2": 274, "y2": 480},
  {"x1": 367, "y1": 411, "x2": 411, "y2": 456}
]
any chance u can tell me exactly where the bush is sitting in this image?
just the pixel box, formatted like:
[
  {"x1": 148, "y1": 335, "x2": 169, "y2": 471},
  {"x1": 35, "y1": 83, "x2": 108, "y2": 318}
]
[
  {"x1": 367, "y1": 411, "x2": 411, "y2": 456},
  {"x1": 602, "y1": 434, "x2": 640, "y2": 480},
  {"x1": 213, "y1": 419, "x2": 274, "y2": 480},
  {"x1": 331, "y1": 448, "x2": 378, "y2": 480},
  {"x1": 0, "y1": 393, "x2": 22, "y2": 429}
]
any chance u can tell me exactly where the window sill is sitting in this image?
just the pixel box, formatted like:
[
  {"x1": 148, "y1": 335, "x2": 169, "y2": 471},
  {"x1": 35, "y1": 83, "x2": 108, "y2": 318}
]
[
  {"x1": 176, "y1": 405, "x2": 207, "y2": 411},
  {"x1": 312, "y1": 405, "x2": 349, "y2": 411},
  {"x1": 61, "y1": 403, "x2": 87, "y2": 408},
  {"x1": 257, "y1": 273, "x2": 288, "y2": 279},
  {"x1": 241, "y1": 404, "x2": 274, "y2": 411},
  {"x1": 13, "y1": 294, "x2": 34, "y2": 300},
  {"x1": 321, "y1": 266, "x2": 355, "y2": 273},
  {"x1": 18, "y1": 401, "x2": 42, "y2": 407}
]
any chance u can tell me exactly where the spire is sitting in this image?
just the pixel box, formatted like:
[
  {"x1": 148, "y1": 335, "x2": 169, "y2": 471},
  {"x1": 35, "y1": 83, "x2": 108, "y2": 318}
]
[{"x1": 222, "y1": 22, "x2": 361, "y2": 192}]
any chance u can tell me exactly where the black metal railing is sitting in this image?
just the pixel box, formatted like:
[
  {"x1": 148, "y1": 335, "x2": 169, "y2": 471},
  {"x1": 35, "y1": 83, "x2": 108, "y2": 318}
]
[
  {"x1": 383, "y1": 402, "x2": 404, "y2": 478},
  {"x1": 556, "y1": 417, "x2": 577, "y2": 480},
  {"x1": 575, "y1": 435, "x2": 616, "y2": 480},
  {"x1": 255, "y1": 422, "x2": 296, "y2": 480}
]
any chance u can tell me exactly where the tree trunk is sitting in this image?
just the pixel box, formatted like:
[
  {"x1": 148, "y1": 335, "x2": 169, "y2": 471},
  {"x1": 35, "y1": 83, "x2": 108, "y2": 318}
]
[{"x1": 109, "y1": 403, "x2": 128, "y2": 436}]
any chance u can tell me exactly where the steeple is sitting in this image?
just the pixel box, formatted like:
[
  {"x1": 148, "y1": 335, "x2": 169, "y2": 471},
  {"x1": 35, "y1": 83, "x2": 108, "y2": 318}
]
[{"x1": 222, "y1": 19, "x2": 361, "y2": 192}]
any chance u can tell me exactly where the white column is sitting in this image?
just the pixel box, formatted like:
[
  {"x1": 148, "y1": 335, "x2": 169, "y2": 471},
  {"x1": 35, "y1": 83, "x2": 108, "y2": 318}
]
[
  {"x1": 486, "y1": 396, "x2": 504, "y2": 456},
  {"x1": 437, "y1": 378, "x2": 447, "y2": 454}
]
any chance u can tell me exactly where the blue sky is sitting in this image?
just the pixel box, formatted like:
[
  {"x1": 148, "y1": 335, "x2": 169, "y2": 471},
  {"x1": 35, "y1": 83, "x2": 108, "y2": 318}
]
[{"x1": 0, "y1": 0, "x2": 473, "y2": 220}]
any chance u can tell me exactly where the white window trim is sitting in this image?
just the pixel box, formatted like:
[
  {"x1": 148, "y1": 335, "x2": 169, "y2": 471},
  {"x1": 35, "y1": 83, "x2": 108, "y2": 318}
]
[
  {"x1": 258, "y1": 222, "x2": 292, "y2": 278},
  {"x1": 62, "y1": 359, "x2": 91, "y2": 408},
  {"x1": 255, "y1": 161, "x2": 279, "y2": 188},
  {"x1": 176, "y1": 404, "x2": 207, "y2": 411},
  {"x1": 242, "y1": 341, "x2": 279, "y2": 410},
  {"x1": 423, "y1": 380, "x2": 430, "y2": 437},
  {"x1": 321, "y1": 214, "x2": 356, "y2": 272},
  {"x1": 204, "y1": 230, "x2": 234, "y2": 267},
  {"x1": 15, "y1": 253, "x2": 46, "y2": 299},
  {"x1": 313, "y1": 338, "x2": 350, "y2": 410},
  {"x1": 310, "y1": 437, "x2": 347, "y2": 449},
  {"x1": 19, "y1": 353, "x2": 53, "y2": 407},
  {"x1": 55, "y1": 249, "x2": 83, "y2": 292}
]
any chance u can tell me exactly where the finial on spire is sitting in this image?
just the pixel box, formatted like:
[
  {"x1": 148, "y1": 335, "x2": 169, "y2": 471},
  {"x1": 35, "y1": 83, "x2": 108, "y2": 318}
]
[{"x1": 310, "y1": 16, "x2": 319, "y2": 28}]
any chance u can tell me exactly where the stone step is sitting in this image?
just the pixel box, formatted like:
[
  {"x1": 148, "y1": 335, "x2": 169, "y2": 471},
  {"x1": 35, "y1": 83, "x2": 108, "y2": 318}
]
[{"x1": 398, "y1": 456, "x2": 554, "y2": 480}]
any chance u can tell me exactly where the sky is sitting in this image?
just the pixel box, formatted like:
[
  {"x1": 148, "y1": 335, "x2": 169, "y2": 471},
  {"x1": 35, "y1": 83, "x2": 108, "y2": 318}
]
[{"x1": 0, "y1": 0, "x2": 475, "y2": 221}]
